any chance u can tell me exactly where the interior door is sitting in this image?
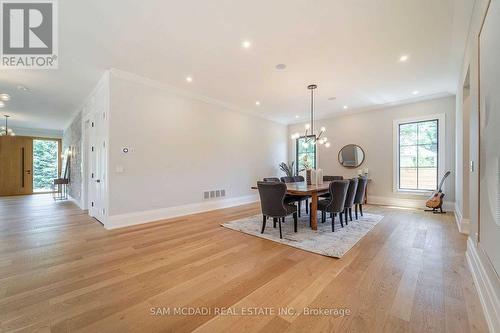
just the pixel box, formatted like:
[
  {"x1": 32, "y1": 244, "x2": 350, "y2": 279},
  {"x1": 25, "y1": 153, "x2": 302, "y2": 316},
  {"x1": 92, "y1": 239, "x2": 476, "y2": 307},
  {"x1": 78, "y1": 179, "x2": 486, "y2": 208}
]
[
  {"x1": 0, "y1": 136, "x2": 33, "y2": 196},
  {"x1": 88, "y1": 113, "x2": 106, "y2": 223}
]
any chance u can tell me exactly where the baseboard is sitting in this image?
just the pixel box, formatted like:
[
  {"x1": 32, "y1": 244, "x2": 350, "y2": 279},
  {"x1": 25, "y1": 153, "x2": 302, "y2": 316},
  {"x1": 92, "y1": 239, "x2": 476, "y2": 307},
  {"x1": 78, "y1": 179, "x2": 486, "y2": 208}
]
[
  {"x1": 454, "y1": 203, "x2": 470, "y2": 234},
  {"x1": 466, "y1": 237, "x2": 500, "y2": 333},
  {"x1": 367, "y1": 195, "x2": 454, "y2": 212},
  {"x1": 105, "y1": 194, "x2": 259, "y2": 229}
]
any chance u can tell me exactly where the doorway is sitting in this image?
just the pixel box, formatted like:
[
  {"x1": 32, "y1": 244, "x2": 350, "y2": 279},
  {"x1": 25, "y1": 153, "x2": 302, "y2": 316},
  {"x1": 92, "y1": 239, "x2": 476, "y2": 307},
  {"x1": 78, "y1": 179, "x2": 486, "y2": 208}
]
[{"x1": 33, "y1": 138, "x2": 61, "y2": 193}]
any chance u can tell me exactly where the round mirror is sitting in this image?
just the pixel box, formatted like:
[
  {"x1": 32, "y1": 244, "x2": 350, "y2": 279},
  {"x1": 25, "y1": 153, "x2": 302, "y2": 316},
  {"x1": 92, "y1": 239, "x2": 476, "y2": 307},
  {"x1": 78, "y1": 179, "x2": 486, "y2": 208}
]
[{"x1": 338, "y1": 144, "x2": 365, "y2": 168}]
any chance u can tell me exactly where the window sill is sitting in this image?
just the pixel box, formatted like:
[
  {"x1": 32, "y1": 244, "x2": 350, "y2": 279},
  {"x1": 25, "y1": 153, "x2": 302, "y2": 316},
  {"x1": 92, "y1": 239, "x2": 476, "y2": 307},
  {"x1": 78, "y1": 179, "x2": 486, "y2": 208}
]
[{"x1": 394, "y1": 189, "x2": 433, "y2": 196}]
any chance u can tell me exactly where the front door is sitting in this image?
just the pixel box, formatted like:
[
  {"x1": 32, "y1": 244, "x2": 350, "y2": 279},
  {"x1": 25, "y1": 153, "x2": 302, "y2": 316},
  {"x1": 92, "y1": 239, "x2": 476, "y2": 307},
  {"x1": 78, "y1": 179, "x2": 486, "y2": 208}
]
[{"x1": 0, "y1": 136, "x2": 33, "y2": 196}]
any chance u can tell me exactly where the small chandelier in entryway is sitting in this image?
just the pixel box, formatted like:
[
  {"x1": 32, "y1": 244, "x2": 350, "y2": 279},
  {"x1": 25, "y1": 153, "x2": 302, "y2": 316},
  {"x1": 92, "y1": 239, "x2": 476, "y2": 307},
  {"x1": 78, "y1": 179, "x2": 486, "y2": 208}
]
[
  {"x1": 0, "y1": 115, "x2": 15, "y2": 136},
  {"x1": 290, "y1": 84, "x2": 330, "y2": 148}
]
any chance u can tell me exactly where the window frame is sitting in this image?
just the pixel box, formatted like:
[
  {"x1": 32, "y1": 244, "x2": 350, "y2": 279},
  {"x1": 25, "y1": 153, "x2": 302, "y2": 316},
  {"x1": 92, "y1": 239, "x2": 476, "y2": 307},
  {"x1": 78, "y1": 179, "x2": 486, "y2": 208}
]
[
  {"x1": 393, "y1": 114, "x2": 446, "y2": 195},
  {"x1": 296, "y1": 135, "x2": 317, "y2": 174}
]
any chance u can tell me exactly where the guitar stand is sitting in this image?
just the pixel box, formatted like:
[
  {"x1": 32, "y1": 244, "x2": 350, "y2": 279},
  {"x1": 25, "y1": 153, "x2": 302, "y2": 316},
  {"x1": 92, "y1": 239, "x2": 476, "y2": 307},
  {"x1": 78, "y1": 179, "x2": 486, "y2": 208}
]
[{"x1": 424, "y1": 207, "x2": 446, "y2": 214}]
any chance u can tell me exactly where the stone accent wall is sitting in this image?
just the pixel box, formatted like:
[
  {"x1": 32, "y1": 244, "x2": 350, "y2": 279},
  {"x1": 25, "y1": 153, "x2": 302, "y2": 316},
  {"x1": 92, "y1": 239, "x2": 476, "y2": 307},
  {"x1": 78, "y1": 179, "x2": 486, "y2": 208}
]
[{"x1": 62, "y1": 111, "x2": 82, "y2": 203}]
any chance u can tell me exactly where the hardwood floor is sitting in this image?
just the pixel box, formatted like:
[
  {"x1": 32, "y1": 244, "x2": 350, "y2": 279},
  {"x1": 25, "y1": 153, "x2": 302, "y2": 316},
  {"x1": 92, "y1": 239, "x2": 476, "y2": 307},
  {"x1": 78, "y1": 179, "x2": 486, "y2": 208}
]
[{"x1": 0, "y1": 195, "x2": 488, "y2": 333}]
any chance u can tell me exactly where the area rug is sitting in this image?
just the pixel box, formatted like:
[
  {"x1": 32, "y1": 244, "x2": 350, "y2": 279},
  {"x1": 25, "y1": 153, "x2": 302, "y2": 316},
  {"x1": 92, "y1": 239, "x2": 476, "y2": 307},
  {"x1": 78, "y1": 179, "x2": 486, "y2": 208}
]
[{"x1": 221, "y1": 213, "x2": 384, "y2": 258}]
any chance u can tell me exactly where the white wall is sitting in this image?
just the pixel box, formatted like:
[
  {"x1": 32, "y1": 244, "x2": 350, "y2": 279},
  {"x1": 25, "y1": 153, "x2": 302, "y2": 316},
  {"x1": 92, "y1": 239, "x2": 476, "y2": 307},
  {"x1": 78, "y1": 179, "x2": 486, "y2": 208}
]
[
  {"x1": 288, "y1": 96, "x2": 456, "y2": 208},
  {"x1": 106, "y1": 70, "x2": 286, "y2": 226}
]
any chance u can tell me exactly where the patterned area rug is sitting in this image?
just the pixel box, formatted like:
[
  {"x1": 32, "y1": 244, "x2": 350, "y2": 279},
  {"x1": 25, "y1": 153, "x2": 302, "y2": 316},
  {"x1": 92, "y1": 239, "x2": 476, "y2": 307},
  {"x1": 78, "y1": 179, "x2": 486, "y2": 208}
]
[{"x1": 222, "y1": 212, "x2": 384, "y2": 258}]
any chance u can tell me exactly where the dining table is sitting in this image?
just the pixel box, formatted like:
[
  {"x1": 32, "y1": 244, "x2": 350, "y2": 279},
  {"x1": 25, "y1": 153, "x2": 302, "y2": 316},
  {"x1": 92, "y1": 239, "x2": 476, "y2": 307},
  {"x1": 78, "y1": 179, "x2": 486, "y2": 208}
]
[{"x1": 252, "y1": 181, "x2": 332, "y2": 231}]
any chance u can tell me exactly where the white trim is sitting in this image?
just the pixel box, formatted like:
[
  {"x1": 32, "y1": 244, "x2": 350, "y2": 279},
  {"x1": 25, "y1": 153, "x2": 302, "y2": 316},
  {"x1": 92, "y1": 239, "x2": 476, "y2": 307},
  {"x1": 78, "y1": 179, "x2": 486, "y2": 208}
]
[
  {"x1": 454, "y1": 202, "x2": 470, "y2": 235},
  {"x1": 368, "y1": 195, "x2": 455, "y2": 211},
  {"x1": 105, "y1": 194, "x2": 259, "y2": 230},
  {"x1": 393, "y1": 113, "x2": 446, "y2": 194},
  {"x1": 68, "y1": 194, "x2": 83, "y2": 210},
  {"x1": 466, "y1": 237, "x2": 500, "y2": 333}
]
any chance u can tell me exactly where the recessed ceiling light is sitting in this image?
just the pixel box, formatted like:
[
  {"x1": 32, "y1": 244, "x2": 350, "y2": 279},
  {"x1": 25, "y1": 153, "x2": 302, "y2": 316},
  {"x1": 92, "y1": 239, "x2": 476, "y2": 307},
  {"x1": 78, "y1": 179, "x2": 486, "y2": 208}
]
[
  {"x1": 328, "y1": 97, "x2": 336, "y2": 101},
  {"x1": 399, "y1": 54, "x2": 409, "y2": 62},
  {"x1": 255, "y1": 101, "x2": 260, "y2": 106},
  {"x1": 0, "y1": 93, "x2": 10, "y2": 101},
  {"x1": 412, "y1": 90, "x2": 419, "y2": 95},
  {"x1": 242, "y1": 40, "x2": 251, "y2": 49},
  {"x1": 17, "y1": 85, "x2": 28, "y2": 91},
  {"x1": 275, "y1": 63, "x2": 287, "y2": 70},
  {"x1": 186, "y1": 76, "x2": 193, "y2": 82},
  {"x1": 295, "y1": 115, "x2": 300, "y2": 119},
  {"x1": 343, "y1": 105, "x2": 348, "y2": 109},
  {"x1": 0, "y1": 101, "x2": 4, "y2": 108}
]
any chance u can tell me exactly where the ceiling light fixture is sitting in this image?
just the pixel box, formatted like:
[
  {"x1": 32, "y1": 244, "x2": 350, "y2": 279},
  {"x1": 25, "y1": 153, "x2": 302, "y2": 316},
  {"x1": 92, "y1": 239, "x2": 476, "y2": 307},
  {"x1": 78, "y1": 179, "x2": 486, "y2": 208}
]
[
  {"x1": 186, "y1": 76, "x2": 193, "y2": 82},
  {"x1": 242, "y1": 40, "x2": 251, "y2": 49},
  {"x1": 343, "y1": 105, "x2": 348, "y2": 109},
  {"x1": 0, "y1": 115, "x2": 15, "y2": 136},
  {"x1": 17, "y1": 85, "x2": 28, "y2": 91},
  {"x1": 290, "y1": 84, "x2": 330, "y2": 148},
  {"x1": 255, "y1": 101, "x2": 260, "y2": 106},
  {"x1": 275, "y1": 63, "x2": 287, "y2": 70},
  {"x1": 328, "y1": 97, "x2": 336, "y2": 101},
  {"x1": 399, "y1": 54, "x2": 409, "y2": 62},
  {"x1": 412, "y1": 90, "x2": 419, "y2": 95},
  {"x1": 295, "y1": 115, "x2": 300, "y2": 119},
  {"x1": 0, "y1": 101, "x2": 4, "y2": 108},
  {"x1": 0, "y1": 93, "x2": 10, "y2": 101}
]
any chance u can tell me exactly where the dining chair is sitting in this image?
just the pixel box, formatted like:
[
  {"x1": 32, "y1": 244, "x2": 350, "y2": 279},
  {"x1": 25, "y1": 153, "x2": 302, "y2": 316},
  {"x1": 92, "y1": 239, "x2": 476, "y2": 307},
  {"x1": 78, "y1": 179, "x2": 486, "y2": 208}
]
[
  {"x1": 320, "y1": 176, "x2": 344, "y2": 198},
  {"x1": 354, "y1": 176, "x2": 368, "y2": 219},
  {"x1": 263, "y1": 177, "x2": 280, "y2": 182},
  {"x1": 323, "y1": 175, "x2": 344, "y2": 181},
  {"x1": 315, "y1": 180, "x2": 349, "y2": 232},
  {"x1": 343, "y1": 178, "x2": 359, "y2": 223},
  {"x1": 280, "y1": 176, "x2": 309, "y2": 217},
  {"x1": 257, "y1": 181, "x2": 298, "y2": 239}
]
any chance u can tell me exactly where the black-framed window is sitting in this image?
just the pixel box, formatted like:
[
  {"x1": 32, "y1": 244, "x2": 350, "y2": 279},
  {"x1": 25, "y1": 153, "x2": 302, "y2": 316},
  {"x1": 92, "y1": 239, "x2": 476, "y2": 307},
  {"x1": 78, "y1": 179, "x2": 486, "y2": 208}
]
[
  {"x1": 398, "y1": 119, "x2": 439, "y2": 191},
  {"x1": 296, "y1": 135, "x2": 316, "y2": 174}
]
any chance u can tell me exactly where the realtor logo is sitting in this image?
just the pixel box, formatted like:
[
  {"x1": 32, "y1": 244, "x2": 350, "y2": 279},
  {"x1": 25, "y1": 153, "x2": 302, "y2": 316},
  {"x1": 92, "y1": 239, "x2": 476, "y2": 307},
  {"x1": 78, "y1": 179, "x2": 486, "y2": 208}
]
[{"x1": 1, "y1": 0, "x2": 58, "y2": 69}]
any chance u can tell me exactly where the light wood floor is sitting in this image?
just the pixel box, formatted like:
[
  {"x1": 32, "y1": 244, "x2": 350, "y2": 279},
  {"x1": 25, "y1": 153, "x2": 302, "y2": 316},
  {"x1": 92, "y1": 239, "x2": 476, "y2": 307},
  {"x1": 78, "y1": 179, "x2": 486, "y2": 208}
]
[{"x1": 0, "y1": 195, "x2": 488, "y2": 333}]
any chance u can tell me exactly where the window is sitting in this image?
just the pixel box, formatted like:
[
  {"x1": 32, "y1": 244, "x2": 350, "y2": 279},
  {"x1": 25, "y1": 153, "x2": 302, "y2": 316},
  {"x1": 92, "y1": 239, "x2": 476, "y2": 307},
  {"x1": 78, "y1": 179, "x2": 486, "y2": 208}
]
[
  {"x1": 394, "y1": 115, "x2": 445, "y2": 193},
  {"x1": 296, "y1": 135, "x2": 316, "y2": 173}
]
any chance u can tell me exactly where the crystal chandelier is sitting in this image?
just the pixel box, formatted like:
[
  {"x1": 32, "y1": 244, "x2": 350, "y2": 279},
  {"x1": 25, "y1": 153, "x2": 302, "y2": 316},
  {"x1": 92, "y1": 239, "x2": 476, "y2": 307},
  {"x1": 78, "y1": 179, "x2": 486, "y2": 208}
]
[
  {"x1": 290, "y1": 84, "x2": 330, "y2": 148},
  {"x1": 0, "y1": 115, "x2": 15, "y2": 136}
]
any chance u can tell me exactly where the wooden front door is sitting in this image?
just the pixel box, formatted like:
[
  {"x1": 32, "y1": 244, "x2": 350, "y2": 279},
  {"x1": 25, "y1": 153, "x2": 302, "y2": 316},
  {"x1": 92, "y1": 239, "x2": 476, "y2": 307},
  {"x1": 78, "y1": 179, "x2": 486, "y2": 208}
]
[{"x1": 0, "y1": 136, "x2": 33, "y2": 196}]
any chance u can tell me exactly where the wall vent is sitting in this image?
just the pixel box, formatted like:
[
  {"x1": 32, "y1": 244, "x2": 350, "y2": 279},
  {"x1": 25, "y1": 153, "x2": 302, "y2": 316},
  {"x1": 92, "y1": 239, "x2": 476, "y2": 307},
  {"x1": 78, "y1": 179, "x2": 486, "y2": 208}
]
[{"x1": 203, "y1": 189, "x2": 226, "y2": 200}]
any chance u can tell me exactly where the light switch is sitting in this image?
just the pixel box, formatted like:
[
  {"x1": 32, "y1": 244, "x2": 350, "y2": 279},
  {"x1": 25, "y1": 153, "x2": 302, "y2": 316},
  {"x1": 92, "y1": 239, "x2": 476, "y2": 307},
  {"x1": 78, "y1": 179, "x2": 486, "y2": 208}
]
[{"x1": 115, "y1": 165, "x2": 124, "y2": 173}]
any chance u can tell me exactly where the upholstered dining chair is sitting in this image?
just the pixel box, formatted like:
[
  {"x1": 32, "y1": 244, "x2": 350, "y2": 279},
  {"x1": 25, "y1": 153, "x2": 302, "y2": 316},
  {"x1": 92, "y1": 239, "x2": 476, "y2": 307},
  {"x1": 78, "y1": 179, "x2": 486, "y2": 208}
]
[
  {"x1": 280, "y1": 176, "x2": 309, "y2": 217},
  {"x1": 343, "y1": 178, "x2": 359, "y2": 223},
  {"x1": 257, "y1": 181, "x2": 298, "y2": 239},
  {"x1": 263, "y1": 177, "x2": 280, "y2": 182},
  {"x1": 320, "y1": 176, "x2": 344, "y2": 198},
  {"x1": 315, "y1": 180, "x2": 349, "y2": 232},
  {"x1": 354, "y1": 176, "x2": 368, "y2": 219},
  {"x1": 323, "y1": 175, "x2": 344, "y2": 181}
]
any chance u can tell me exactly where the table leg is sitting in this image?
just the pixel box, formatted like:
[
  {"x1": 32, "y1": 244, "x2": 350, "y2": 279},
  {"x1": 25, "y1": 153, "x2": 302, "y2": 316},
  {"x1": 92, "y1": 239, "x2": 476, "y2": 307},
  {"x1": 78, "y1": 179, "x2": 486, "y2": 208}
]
[{"x1": 310, "y1": 192, "x2": 318, "y2": 230}]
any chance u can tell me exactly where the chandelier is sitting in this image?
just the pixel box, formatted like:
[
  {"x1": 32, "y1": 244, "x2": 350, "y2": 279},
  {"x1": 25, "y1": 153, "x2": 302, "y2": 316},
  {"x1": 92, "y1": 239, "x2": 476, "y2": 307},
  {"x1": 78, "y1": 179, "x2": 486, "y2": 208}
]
[
  {"x1": 290, "y1": 84, "x2": 330, "y2": 148},
  {"x1": 0, "y1": 115, "x2": 15, "y2": 136}
]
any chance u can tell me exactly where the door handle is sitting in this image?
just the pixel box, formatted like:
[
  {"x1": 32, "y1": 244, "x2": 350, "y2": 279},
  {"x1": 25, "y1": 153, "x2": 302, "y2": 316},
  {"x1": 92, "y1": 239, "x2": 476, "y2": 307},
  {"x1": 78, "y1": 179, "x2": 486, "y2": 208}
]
[
  {"x1": 96, "y1": 179, "x2": 101, "y2": 183},
  {"x1": 26, "y1": 170, "x2": 31, "y2": 175}
]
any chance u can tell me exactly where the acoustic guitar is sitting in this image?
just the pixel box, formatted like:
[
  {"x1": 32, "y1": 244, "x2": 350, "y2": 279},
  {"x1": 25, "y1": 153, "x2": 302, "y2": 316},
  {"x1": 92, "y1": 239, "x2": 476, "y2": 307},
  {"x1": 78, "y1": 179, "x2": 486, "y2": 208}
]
[{"x1": 425, "y1": 171, "x2": 451, "y2": 214}]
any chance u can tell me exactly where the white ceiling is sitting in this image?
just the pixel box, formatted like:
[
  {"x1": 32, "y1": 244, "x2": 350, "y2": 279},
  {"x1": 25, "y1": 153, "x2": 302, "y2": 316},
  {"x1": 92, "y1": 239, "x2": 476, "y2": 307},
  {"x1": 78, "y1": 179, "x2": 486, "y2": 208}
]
[{"x1": 0, "y1": 0, "x2": 473, "y2": 130}]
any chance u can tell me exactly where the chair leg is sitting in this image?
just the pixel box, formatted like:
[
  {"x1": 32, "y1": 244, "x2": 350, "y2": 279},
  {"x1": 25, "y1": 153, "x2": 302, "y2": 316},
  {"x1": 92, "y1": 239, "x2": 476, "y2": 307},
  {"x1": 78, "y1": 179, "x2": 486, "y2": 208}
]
[
  {"x1": 360, "y1": 204, "x2": 363, "y2": 216},
  {"x1": 293, "y1": 212, "x2": 298, "y2": 232},
  {"x1": 331, "y1": 214, "x2": 335, "y2": 232},
  {"x1": 355, "y1": 204, "x2": 358, "y2": 220},
  {"x1": 349, "y1": 208, "x2": 353, "y2": 221},
  {"x1": 344, "y1": 208, "x2": 348, "y2": 225},
  {"x1": 306, "y1": 199, "x2": 309, "y2": 214},
  {"x1": 273, "y1": 218, "x2": 277, "y2": 228},
  {"x1": 298, "y1": 202, "x2": 301, "y2": 217},
  {"x1": 340, "y1": 212, "x2": 344, "y2": 227},
  {"x1": 322, "y1": 211, "x2": 326, "y2": 223},
  {"x1": 278, "y1": 218, "x2": 283, "y2": 239},
  {"x1": 261, "y1": 215, "x2": 267, "y2": 234}
]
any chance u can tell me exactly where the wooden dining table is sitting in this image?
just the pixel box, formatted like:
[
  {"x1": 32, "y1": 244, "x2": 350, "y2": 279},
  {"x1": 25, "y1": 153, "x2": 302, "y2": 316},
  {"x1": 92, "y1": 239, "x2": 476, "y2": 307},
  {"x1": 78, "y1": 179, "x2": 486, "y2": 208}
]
[{"x1": 252, "y1": 181, "x2": 332, "y2": 231}]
